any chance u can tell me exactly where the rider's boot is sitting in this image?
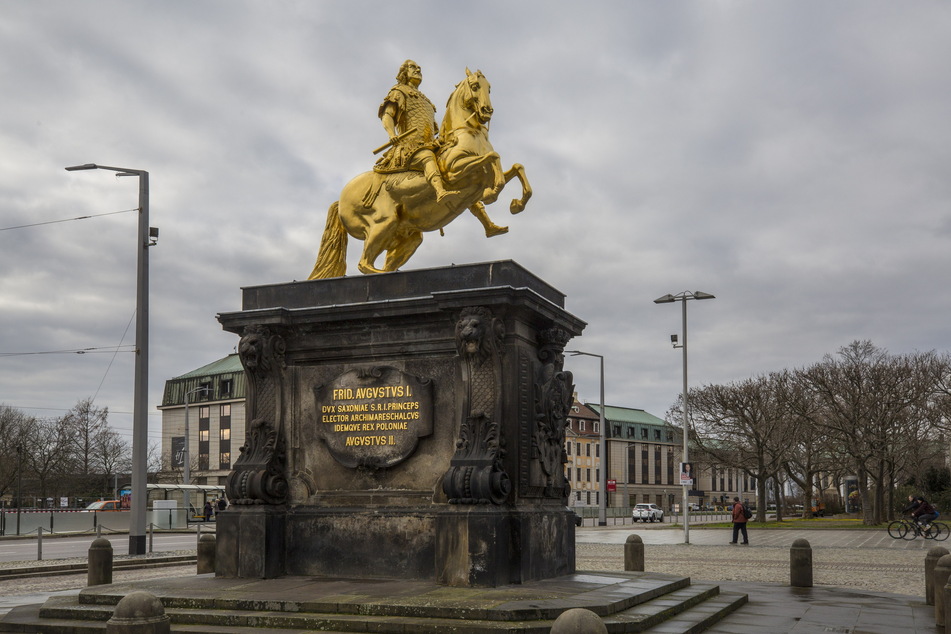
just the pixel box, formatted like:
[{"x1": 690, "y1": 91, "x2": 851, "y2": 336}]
[
  {"x1": 424, "y1": 163, "x2": 459, "y2": 202},
  {"x1": 469, "y1": 202, "x2": 508, "y2": 237}
]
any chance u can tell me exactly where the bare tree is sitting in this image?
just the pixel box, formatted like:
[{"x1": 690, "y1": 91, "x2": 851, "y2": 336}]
[
  {"x1": 0, "y1": 405, "x2": 33, "y2": 499},
  {"x1": 63, "y1": 398, "x2": 109, "y2": 476},
  {"x1": 685, "y1": 372, "x2": 790, "y2": 521},
  {"x1": 22, "y1": 416, "x2": 72, "y2": 502},
  {"x1": 800, "y1": 341, "x2": 944, "y2": 524}
]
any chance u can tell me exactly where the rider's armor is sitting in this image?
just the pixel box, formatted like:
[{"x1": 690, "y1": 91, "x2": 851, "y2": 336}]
[{"x1": 374, "y1": 84, "x2": 439, "y2": 174}]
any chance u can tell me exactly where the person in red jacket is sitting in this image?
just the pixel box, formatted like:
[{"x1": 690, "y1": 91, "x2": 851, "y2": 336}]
[{"x1": 730, "y1": 496, "x2": 749, "y2": 545}]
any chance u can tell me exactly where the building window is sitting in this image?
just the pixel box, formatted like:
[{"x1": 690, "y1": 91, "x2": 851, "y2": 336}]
[
  {"x1": 586, "y1": 468, "x2": 591, "y2": 482},
  {"x1": 596, "y1": 468, "x2": 599, "y2": 482},
  {"x1": 595, "y1": 443, "x2": 599, "y2": 457},
  {"x1": 586, "y1": 491, "x2": 591, "y2": 505},
  {"x1": 566, "y1": 442, "x2": 571, "y2": 456},
  {"x1": 654, "y1": 429, "x2": 661, "y2": 440},
  {"x1": 220, "y1": 378, "x2": 233, "y2": 399},
  {"x1": 586, "y1": 444, "x2": 591, "y2": 457},
  {"x1": 576, "y1": 468, "x2": 581, "y2": 482},
  {"x1": 198, "y1": 406, "x2": 210, "y2": 470},
  {"x1": 627, "y1": 427, "x2": 635, "y2": 438},
  {"x1": 654, "y1": 447, "x2": 661, "y2": 484},
  {"x1": 641, "y1": 447, "x2": 648, "y2": 483},
  {"x1": 667, "y1": 449, "x2": 674, "y2": 485},
  {"x1": 627, "y1": 444, "x2": 637, "y2": 484},
  {"x1": 666, "y1": 431, "x2": 674, "y2": 442},
  {"x1": 641, "y1": 428, "x2": 648, "y2": 439},
  {"x1": 219, "y1": 404, "x2": 231, "y2": 469},
  {"x1": 594, "y1": 422, "x2": 599, "y2": 433},
  {"x1": 580, "y1": 421, "x2": 585, "y2": 431},
  {"x1": 612, "y1": 425, "x2": 621, "y2": 437}
]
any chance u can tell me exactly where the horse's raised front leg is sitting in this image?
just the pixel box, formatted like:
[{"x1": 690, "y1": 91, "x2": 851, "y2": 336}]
[
  {"x1": 468, "y1": 202, "x2": 508, "y2": 237},
  {"x1": 480, "y1": 154, "x2": 506, "y2": 205},
  {"x1": 503, "y1": 163, "x2": 532, "y2": 214}
]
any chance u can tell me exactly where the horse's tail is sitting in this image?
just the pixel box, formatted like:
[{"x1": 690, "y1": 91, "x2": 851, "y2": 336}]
[{"x1": 307, "y1": 201, "x2": 347, "y2": 279}]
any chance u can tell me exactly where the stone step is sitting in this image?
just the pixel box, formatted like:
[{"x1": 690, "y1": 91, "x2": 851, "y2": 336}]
[
  {"x1": 609, "y1": 589, "x2": 748, "y2": 633},
  {"x1": 4, "y1": 582, "x2": 749, "y2": 633}
]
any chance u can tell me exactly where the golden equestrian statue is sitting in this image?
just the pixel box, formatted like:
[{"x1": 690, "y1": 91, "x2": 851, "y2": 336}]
[{"x1": 307, "y1": 60, "x2": 532, "y2": 279}]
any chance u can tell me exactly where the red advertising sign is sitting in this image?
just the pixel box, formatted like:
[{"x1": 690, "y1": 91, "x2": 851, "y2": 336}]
[{"x1": 607, "y1": 479, "x2": 616, "y2": 492}]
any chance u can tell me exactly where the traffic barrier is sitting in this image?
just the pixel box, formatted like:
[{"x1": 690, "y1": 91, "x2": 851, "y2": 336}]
[
  {"x1": 925, "y1": 546, "x2": 949, "y2": 605},
  {"x1": 197, "y1": 533, "x2": 216, "y2": 574},
  {"x1": 933, "y1": 554, "x2": 951, "y2": 626},
  {"x1": 88, "y1": 537, "x2": 114, "y2": 586},
  {"x1": 624, "y1": 534, "x2": 644, "y2": 572},
  {"x1": 790, "y1": 538, "x2": 812, "y2": 588},
  {"x1": 106, "y1": 590, "x2": 170, "y2": 634},
  {"x1": 550, "y1": 608, "x2": 607, "y2": 633}
]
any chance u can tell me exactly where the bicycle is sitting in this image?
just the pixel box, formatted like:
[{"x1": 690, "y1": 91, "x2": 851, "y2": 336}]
[{"x1": 887, "y1": 516, "x2": 949, "y2": 541}]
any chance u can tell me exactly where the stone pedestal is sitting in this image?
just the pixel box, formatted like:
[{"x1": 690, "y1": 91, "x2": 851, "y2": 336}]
[{"x1": 215, "y1": 261, "x2": 585, "y2": 586}]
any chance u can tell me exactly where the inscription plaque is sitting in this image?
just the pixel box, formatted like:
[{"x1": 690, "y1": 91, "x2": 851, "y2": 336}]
[{"x1": 314, "y1": 366, "x2": 434, "y2": 468}]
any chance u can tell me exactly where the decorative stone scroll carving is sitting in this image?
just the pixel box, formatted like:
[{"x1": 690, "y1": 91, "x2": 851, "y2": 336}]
[
  {"x1": 442, "y1": 307, "x2": 511, "y2": 504},
  {"x1": 534, "y1": 328, "x2": 574, "y2": 501},
  {"x1": 226, "y1": 325, "x2": 288, "y2": 505}
]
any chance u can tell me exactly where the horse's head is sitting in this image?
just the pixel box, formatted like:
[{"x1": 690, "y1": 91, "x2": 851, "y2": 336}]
[{"x1": 446, "y1": 68, "x2": 493, "y2": 130}]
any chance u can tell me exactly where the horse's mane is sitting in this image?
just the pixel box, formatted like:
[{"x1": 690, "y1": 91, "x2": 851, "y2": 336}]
[{"x1": 439, "y1": 70, "x2": 484, "y2": 140}]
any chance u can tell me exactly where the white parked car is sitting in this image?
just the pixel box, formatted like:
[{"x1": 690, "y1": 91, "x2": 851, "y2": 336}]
[{"x1": 632, "y1": 503, "x2": 664, "y2": 522}]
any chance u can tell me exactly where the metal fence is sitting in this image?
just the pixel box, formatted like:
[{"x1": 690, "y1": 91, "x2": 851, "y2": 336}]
[{"x1": 0, "y1": 507, "x2": 208, "y2": 536}]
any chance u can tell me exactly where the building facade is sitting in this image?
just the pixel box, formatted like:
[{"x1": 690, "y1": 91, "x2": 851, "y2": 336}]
[
  {"x1": 157, "y1": 354, "x2": 246, "y2": 487},
  {"x1": 589, "y1": 404, "x2": 755, "y2": 512},
  {"x1": 564, "y1": 400, "x2": 602, "y2": 508}
]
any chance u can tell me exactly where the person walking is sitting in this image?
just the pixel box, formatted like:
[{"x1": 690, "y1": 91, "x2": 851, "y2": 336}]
[
  {"x1": 730, "y1": 496, "x2": 749, "y2": 545},
  {"x1": 203, "y1": 501, "x2": 213, "y2": 522}
]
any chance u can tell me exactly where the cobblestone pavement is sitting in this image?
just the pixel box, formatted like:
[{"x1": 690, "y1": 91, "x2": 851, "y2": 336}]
[
  {"x1": 0, "y1": 529, "x2": 936, "y2": 621},
  {"x1": 578, "y1": 526, "x2": 933, "y2": 596}
]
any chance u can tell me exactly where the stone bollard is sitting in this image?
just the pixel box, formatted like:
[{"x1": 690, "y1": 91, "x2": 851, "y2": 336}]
[
  {"x1": 790, "y1": 538, "x2": 812, "y2": 588},
  {"x1": 106, "y1": 591, "x2": 170, "y2": 634},
  {"x1": 550, "y1": 608, "x2": 608, "y2": 634},
  {"x1": 945, "y1": 582, "x2": 951, "y2": 634},
  {"x1": 197, "y1": 533, "x2": 216, "y2": 574},
  {"x1": 624, "y1": 534, "x2": 644, "y2": 572},
  {"x1": 88, "y1": 537, "x2": 114, "y2": 587},
  {"x1": 925, "y1": 546, "x2": 949, "y2": 605},
  {"x1": 933, "y1": 554, "x2": 951, "y2": 626}
]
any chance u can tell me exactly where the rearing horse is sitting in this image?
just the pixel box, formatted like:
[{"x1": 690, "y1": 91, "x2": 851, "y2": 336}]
[{"x1": 307, "y1": 69, "x2": 532, "y2": 279}]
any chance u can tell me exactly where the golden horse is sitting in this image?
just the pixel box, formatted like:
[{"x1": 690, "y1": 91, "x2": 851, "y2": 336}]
[{"x1": 307, "y1": 69, "x2": 532, "y2": 279}]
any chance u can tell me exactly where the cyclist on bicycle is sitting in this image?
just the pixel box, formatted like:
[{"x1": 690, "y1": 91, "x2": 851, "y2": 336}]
[
  {"x1": 902, "y1": 495, "x2": 920, "y2": 514},
  {"x1": 912, "y1": 496, "x2": 938, "y2": 527}
]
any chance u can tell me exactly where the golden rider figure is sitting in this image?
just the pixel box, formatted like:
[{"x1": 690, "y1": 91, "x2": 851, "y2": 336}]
[{"x1": 375, "y1": 60, "x2": 459, "y2": 202}]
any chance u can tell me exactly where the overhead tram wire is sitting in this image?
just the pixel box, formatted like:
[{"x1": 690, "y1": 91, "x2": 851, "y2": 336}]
[
  {"x1": 0, "y1": 346, "x2": 136, "y2": 357},
  {"x1": 92, "y1": 309, "x2": 137, "y2": 403},
  {"x1": 0, "y1": 208, "x2": 137, "y2": 232}
]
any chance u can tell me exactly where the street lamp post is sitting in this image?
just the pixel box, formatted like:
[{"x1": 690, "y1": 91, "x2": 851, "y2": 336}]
[
  {"x1": 65, "y1": 163, "x2": 154, "y2": 556},
  {"x1": 653, "y1": 291, "x2": 715, "y2": 544},
  {"x1": 16, "y1": 445, "x2": 22, "y2": 536},
  {"x1": 565, "y1": 350, "x2": 607, "y2": 527},
  {"x1": 182, "y1": 386, "x2": 210, "y2": 519}
]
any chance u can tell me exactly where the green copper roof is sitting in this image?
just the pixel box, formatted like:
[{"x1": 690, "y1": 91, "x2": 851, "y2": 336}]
[
  {"x1": 585, "y1": 404, "x2": 666, "y2": 426},
  {"x1": 173, "y1": 354, "x2": 243, "y2": 379}
]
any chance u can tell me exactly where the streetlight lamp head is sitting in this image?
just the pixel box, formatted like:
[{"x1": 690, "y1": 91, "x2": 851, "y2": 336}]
[
  {"x1": 653, "y1": 294, "x2": 676, "y2": 304},
  {"x1": 693, "y1": 291, "x2": 716, "y2": 300},
  {"x1": 65, "y1": 163, "x2": 98, "y2": 171},
  {"x1": 670, "y1": 334, "x2": 678, "y2": 345}
]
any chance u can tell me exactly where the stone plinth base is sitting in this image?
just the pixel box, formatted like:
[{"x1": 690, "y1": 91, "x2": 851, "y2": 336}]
[{"x1": 215, "y1": 261, "x2": 585, "y2": 586}]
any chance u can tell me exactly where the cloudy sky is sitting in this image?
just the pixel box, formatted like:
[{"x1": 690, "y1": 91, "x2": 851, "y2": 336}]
[{"x1": 2, "y1": 1, "x2": 950, "y2": 449}]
